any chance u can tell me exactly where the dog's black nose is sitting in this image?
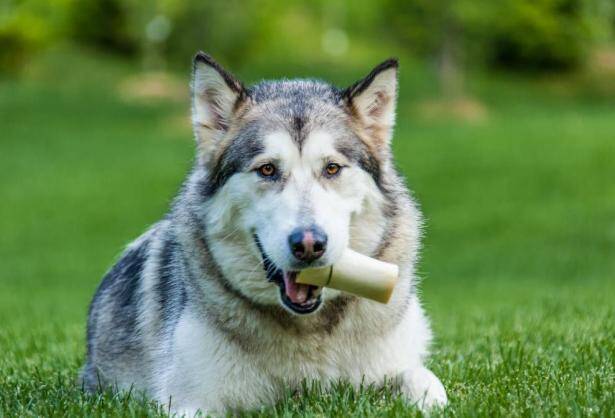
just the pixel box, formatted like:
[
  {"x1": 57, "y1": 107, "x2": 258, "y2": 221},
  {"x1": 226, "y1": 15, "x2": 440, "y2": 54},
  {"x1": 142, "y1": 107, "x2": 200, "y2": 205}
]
[{"x1": 288, "y1": 225, "x2": 327, "y2": 262}]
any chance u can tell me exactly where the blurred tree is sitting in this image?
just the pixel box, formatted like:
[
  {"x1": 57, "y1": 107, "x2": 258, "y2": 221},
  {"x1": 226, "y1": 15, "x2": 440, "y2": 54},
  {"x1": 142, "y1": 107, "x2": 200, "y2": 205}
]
[
  {"x1": 69, "y1": 0, "x2": 137, "y2": 55},
  {"x1": 2, "y1": 0, "x2": 614, "y2": 76},
  {"x1": 383, "y1": 0, "x2": 612, "y2": 81},
  {"x1": 162, "y1": 0, "x2": 266, "y2": 69},
  {"x1": 0, "y1": 0, "x2": 68, "y2": 73},
  {"x1": 382, "y1": 0, "x2": 493, "y2": 96},
  {"x1": 487, "y1": 0, "x2": 594, "y2": 70}
]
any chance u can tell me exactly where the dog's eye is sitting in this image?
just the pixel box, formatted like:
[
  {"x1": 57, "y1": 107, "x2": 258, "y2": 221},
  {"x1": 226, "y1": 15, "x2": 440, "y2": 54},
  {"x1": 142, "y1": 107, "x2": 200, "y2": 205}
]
[
  {"x1": 257, "y1": 163, "x2": 276, "y2": 178},
  {"x1": 324, "y1": 163, "x2": 342, "y2": 177}
]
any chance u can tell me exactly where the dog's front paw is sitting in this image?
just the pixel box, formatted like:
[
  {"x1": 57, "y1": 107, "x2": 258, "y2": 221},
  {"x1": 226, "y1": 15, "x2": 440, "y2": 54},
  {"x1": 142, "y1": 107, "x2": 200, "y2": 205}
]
[{"x1": 400, "y1": 366, "x2": 447, "y2": 411}]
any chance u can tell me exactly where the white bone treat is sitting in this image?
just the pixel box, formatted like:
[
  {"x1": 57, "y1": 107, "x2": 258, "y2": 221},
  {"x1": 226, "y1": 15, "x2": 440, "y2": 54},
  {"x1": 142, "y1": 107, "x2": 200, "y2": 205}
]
[{"x1": 296, "y1": 248, "x2": 399, "y2": 303}]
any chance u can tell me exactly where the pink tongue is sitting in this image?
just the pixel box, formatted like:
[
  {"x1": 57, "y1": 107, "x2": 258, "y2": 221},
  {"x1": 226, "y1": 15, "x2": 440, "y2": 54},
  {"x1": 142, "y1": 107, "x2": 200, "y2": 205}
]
[{"x1": 283, "y1": 271, "x2": 309, "y2": 304}]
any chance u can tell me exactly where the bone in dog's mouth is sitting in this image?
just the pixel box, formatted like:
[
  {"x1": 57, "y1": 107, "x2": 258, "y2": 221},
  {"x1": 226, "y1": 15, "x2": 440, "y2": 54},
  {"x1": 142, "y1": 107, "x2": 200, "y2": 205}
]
[{"x1": 254, "y1": 235, "x2": 322, "y2": 314}]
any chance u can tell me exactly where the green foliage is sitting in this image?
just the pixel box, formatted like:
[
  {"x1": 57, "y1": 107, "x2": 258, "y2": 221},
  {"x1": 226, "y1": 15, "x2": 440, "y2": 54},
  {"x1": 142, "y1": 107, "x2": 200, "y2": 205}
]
[
  {"x1": 487, "y1": 0, "x2": 594, "y2": 70},
  {"x1": 163, "y1": 0, "x2": 262, "y2": 67},
  {"x1": 68, "y1": 0, "x2": 137, "y2": 55},
  {"x1": 0, "y1": 0, "x2": 68, "y2": 73},
  {"x1": 0, "y1": 21, "x2": 33, "y2": 74},
  {"x1": 384, "y1": 0, "x2": 612, "y2": 71},
  {"x1": 1, "y1": 0, "x2": 614, "y2": 74}
]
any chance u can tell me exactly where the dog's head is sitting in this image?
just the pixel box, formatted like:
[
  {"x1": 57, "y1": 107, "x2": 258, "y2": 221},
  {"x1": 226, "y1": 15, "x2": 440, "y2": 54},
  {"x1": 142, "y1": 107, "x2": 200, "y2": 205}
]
[{"x1": 191, "y1": 53, "x2": 398, "y2": 315}]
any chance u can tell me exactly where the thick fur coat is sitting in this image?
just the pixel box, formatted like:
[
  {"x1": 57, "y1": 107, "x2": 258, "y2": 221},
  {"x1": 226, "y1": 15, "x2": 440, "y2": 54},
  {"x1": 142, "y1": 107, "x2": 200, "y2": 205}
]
[{"x1": 82, "y1": 53, "x2": 447, "y2": 415}]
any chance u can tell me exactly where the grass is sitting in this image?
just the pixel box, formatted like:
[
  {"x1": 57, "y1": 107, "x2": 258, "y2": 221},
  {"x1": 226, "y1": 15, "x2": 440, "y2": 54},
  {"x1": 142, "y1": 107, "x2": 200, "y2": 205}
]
[{"x1": 0, "y1": 49, "x2": 614, "y2": 417}]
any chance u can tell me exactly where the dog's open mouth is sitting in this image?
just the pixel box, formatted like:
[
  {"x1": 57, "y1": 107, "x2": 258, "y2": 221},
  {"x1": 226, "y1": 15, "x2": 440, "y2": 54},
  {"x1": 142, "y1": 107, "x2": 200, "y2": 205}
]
[{"x1": 254, "y1": 235, "x2": 322, "y2": 314}]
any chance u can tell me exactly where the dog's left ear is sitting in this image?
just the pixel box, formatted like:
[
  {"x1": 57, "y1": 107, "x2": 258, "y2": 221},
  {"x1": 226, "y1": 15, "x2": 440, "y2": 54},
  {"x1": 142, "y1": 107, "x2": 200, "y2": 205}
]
[
  {"x1": 343, "y1": 59, "x2": 399, "y2": 149},
  {"x1": 191, "y1": 52, "x2": 248, "y2": 164}
]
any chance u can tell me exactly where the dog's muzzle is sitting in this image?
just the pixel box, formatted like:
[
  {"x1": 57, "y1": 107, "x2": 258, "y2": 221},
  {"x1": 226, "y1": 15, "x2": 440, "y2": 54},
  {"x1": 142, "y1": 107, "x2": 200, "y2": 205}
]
[{"x1": 254, "y1": 235, "x2": 322, "y2": 315}]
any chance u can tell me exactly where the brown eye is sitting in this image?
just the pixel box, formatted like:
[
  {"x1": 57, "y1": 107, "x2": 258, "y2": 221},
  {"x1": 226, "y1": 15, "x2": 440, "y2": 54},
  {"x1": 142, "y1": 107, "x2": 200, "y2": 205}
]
[
  {"x1": 325, "y1": 163, "x2": 341, "y2": 177},
  {"x1": 258, "y1": 163, "x2": 276, "y2": 178}
]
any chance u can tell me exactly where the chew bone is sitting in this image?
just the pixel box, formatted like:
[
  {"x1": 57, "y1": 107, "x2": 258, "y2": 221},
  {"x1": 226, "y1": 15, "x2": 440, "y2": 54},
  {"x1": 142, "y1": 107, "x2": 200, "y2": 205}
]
[{"x1": 296, "y1": 249, "x2": 399, "y2": 303}]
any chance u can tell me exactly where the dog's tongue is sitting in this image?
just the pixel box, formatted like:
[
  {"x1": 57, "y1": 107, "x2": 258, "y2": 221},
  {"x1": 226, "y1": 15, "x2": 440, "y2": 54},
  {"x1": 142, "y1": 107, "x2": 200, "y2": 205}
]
[{"x1": 283, "y1": 271, "x2": 309, "y2": 304}]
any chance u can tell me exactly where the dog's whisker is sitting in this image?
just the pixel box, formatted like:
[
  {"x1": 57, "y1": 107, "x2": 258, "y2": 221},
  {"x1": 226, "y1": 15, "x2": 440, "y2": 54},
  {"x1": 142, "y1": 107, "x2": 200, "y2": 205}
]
[{"x1": 215, "y1": 226, "x2": 243, "y2": 244}]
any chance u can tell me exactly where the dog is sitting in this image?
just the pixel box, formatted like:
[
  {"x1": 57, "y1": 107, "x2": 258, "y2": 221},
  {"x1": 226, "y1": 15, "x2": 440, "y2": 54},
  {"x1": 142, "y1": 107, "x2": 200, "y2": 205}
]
[{"x1": 82, "y1": 52, "x2": 447, "y2": 415}]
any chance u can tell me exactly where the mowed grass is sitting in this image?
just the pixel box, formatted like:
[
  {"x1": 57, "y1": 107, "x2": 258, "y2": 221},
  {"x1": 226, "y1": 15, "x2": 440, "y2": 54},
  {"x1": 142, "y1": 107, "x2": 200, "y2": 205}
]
[{"x1": 0, "y1": 50, "x2": 614, "y2": 417}]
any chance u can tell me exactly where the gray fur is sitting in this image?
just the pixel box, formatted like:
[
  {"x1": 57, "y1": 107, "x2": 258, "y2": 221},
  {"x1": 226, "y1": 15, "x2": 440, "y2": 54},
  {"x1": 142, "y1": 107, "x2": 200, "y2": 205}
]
[{"x1": 82, "y1": 53, "x2": 447, "y2": 413}]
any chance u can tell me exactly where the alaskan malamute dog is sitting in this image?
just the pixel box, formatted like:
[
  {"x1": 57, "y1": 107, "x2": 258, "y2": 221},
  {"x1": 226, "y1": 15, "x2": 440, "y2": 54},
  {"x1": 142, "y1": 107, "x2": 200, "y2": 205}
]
[{"x1": 82, "y1": 52, "x2": 447, "y2": 415}]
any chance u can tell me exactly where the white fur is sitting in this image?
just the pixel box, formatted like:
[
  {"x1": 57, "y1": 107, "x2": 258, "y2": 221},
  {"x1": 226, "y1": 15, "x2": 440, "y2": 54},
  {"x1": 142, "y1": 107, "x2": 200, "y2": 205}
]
[
  {"x1": 156, "y1": 296, "x2": 446, "y2": 416},
  {"x1": 154, "y1": 127, "x2": 447, "y2": 415}
]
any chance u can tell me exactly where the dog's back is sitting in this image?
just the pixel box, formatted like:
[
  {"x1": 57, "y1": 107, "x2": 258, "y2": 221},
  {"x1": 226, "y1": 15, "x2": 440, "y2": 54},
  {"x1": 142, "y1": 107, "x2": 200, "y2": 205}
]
[{"x1": 83, "y1": 222, "x2": 185, "y2": 392}]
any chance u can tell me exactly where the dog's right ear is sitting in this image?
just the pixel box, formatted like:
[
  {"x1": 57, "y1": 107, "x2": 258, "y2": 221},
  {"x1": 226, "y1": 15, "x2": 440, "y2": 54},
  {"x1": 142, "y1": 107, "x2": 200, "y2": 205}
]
[
  {"x1": 343, "y1": 59, "x2": 398, "y2": 151},
  {"x1": 191, "y1": 52, "x2": 247, "y2": 162}
]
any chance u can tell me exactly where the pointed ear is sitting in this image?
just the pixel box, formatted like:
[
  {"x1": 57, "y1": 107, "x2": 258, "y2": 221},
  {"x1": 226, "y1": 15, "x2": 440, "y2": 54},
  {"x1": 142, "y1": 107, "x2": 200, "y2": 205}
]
[
  {"x1": 343, "y1": 59, "x2": 399, "y2": 149},
  {"x1": 191, "y1": 52, "x2": 247, "y2": 161}
]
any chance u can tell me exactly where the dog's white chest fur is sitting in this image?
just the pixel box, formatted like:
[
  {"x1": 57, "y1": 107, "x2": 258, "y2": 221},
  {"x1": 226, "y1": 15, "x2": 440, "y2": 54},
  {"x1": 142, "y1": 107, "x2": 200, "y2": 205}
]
[{"x1": 156, "y1": 293, "x2": 442, "y2": 414}]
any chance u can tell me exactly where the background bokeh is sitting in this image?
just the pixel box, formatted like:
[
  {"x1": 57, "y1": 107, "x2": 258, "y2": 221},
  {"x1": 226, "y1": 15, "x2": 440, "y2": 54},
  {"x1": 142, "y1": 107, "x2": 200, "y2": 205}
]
[
  {"x1": 3, "y1": 0, "x2": 615, "y2": 75},
  {"x1": 1, "y1": 1, "x2": 614, "y2": 416}
]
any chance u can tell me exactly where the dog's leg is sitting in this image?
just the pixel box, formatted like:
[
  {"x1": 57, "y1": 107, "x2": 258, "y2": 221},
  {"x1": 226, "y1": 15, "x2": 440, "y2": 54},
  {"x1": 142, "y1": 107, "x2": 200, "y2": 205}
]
[{"x1": 400, "y1": 366, "x2": 448, "y2": 411}]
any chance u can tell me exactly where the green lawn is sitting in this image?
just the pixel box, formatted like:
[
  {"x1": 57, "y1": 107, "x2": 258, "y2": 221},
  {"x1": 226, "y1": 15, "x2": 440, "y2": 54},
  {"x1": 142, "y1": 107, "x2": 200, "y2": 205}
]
[{"x1": 1, "y1": 50, "x2": 614, "y2": 417}]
